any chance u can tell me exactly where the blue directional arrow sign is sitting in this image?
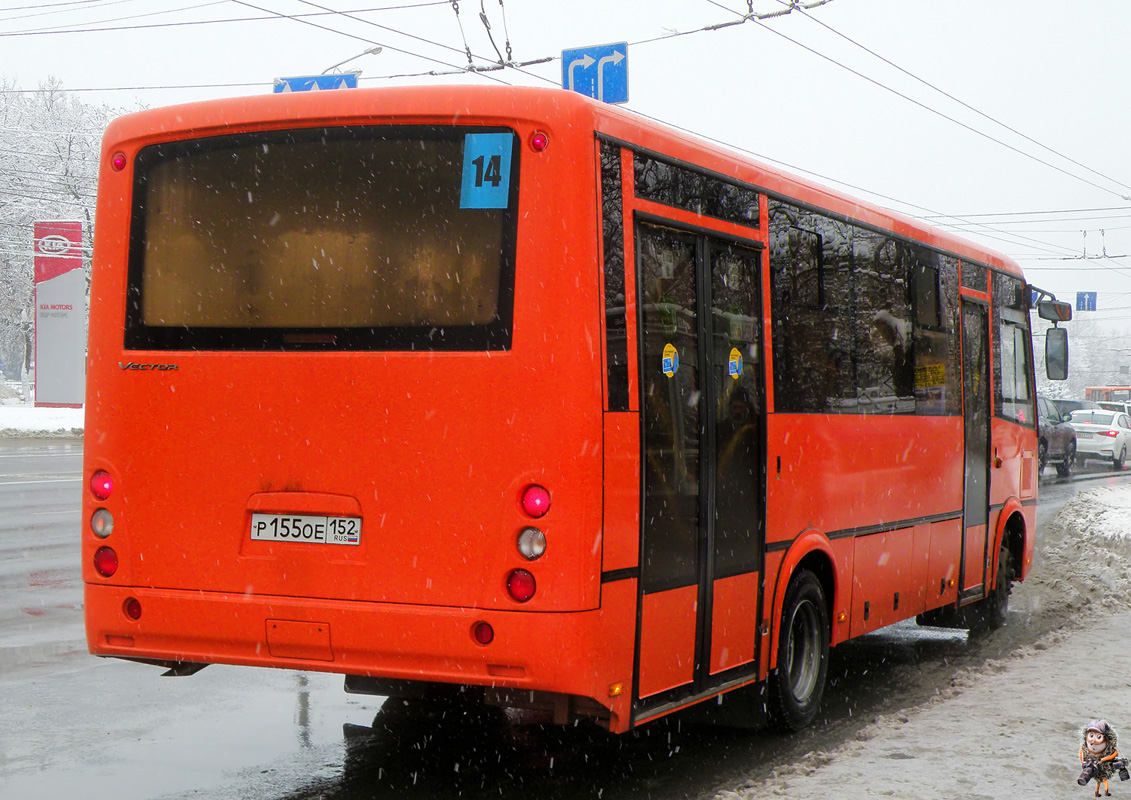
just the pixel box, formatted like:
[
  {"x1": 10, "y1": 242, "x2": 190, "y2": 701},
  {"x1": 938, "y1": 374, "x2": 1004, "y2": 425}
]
[
  {"x1": 1077, "y1": 291, "x2": 1098, "y2": 311},
  {"x1": 273, "y1": 73, "x2": 359, "y2": 93},
  {"x1": 561, "y1": 43, "x2": 628, "y2": 104}
]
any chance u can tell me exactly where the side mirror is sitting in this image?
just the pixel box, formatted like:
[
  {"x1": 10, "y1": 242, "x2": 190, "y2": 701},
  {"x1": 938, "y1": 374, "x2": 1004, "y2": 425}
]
[
  {"x1": 1046, "y1": 327, "x2": 1068, "y2": 380},
  {"x1": 1037, "y1": 299, "x2": 1073, "y2": 322}
]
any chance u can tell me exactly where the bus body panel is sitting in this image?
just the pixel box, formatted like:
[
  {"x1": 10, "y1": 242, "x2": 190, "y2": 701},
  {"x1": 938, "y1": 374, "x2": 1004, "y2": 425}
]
[
  {"x1": 84, "y1": 573, "x2": 641, "y2": 732},
  {"x1": 85, "y1": 88, "x2": 610, "y2": 615},
  {"x1": 765, "y1": 414, "x2": 965, "y2": 539}
]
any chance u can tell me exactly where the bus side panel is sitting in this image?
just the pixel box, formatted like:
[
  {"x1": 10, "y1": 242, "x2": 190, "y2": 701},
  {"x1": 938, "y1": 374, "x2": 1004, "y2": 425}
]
[
  {"x1": 602, "y1": 412, "x2": 640, "y2": 573},
  {"x1": 850, "y1": 528, "x2": 914, "y2": 637},
  {"x1": 766, "y1": 414, "x2": 962, "y2": 641},
  {"x1": 709, "y1": 571, "x2": 759, "y2": 674},
  {"x1": 637, "y1": 585, "x2": 697, "y2": 698},
  {"x1": 926, "y1": 518, "x2": 962, "y2": 610},
  {"x1": 766, "y1": 414, "x2": 963, "y2": 542}
]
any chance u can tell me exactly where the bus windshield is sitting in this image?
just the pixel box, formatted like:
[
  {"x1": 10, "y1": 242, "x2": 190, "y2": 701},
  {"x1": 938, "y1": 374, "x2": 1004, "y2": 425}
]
[{"x1": 126, "y1": 125, "x2": 518, "y2": 351}]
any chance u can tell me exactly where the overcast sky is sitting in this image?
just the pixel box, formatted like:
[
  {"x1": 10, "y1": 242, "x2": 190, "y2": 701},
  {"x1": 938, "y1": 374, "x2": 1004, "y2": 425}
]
[{"x1": 3, "y1": 0, "x2": 1131, "y2": 325}]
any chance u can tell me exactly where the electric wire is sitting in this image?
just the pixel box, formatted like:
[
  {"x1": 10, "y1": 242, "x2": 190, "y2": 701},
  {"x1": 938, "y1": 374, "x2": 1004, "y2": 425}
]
[
  {"x1": 776, "y1": 0, "x2": 1131, "y2": 198},
  {"x1": 705, "y1": 0, "x2": 1131, "y2": 203}
]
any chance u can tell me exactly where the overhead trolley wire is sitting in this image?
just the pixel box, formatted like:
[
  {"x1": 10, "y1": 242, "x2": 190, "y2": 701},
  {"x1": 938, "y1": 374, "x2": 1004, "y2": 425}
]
[
  {"x1": 780, "y1": 0, "x2": 1131, "y2": 198},
  {"x1": 704, "y1": 0, "x2": 1131, "y2": 204}
]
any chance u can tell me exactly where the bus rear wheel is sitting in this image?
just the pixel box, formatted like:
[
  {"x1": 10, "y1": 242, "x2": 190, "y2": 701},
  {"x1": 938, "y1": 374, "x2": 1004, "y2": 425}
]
[
  {"x1": 768, "y1": 569, "x2": 829, "y2": 732},
  {"x1": 968, "y1": 543, "x2": 1013, "y2": 633}
]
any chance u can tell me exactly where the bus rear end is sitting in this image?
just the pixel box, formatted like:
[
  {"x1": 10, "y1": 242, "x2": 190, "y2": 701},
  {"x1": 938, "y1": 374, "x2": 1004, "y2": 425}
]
[{"x1": 83, "y1": 87, "x2": 634, "y2": 729}]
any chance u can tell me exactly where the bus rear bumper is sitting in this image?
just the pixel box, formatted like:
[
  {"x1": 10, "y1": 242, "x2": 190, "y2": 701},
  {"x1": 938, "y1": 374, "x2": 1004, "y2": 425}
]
[{"x1": 84, "y1": 580, "x2": 636, "y2": 730}]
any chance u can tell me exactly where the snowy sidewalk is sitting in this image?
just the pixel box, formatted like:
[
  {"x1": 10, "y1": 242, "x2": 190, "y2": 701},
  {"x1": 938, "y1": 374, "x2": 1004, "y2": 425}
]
[
  {"x1": 0, "y1": 403, "x2": 83, "y2": 438},
  {"x1": 724, "y1": 611, "x2": 1131, "y2": 799}
]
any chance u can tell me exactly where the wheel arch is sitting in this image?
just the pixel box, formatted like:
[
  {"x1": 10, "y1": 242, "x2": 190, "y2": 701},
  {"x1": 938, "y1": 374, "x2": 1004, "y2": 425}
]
[
  {"x1": 993, "y1": 499, "x2": 1030, "y2": 584},
  {"x1": 768, "y1": 529, "x2": 837, "y2": 672}
]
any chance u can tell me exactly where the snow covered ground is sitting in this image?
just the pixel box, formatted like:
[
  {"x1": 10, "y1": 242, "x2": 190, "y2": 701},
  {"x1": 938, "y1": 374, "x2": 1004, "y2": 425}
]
[
  {"x1": 0, "y1": 400, "x2": 84, "y2": 438},
  {"x1": 727, "y1": 484, "x2": 1131, "y2": 800}
]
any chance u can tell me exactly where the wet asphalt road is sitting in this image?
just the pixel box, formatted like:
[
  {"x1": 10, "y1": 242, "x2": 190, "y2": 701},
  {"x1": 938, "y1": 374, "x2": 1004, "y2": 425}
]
[{"x1": 0, "y1": 440, "x2": 1125, "y2": 800}]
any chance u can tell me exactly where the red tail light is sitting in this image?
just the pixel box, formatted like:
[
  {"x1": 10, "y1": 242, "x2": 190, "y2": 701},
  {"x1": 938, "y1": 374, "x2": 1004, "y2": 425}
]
[
  {"x1": 506, "y1": 569, "x2": 536, "y2": 603},
  {"x1": 473, "y1": 622, "x2": 494, "y2": 645},
  {"x1": 91, "y1": 470, "x2": 114, "y2": 500},
  {"x1": 94, "y1": 546, "x2": 119, "y2": 577},
  {"x1": 124, "y1": 598, "x2": 142, "y2": 620},
  {"x1": 1099, "y1": 430, "x2": 1119, "y2": 438},
  {"x1": 520, "y1": 485, "x2": 550, "y2": 518}
]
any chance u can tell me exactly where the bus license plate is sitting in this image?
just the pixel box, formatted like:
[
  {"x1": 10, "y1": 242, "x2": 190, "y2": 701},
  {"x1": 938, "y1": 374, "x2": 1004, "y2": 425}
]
[{"x1": 250, "y1": 513, "x2": 361, "y2": 546}]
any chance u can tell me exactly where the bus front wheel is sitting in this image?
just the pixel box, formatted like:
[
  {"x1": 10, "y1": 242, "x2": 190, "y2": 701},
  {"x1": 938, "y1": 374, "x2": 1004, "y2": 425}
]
[{"x1": 768, "y1": 569, "x2": 829, "y2": 732}]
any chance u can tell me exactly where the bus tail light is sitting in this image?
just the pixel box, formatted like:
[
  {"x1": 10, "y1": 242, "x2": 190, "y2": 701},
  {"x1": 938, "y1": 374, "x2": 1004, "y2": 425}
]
[
  {"x1": 124, "y1": 598, "x2": 142, "y2": 620},
  {"x1": 517, "y1": 527, "x2": 546, "y2": 560},
  {"x1": 91, "y1": 508, "x2": 114, "y2": 538},
  {"x1": 506, "y1": 569, "x2": 536, "y2": 603},
  {"x1": 91, "y1": 470, "x2": 114, "y2": 500},
  {"x1": 529, "y1": 131, "x2": 549, "y2": 152},
  {"x1": 473, "y1": 622, "x2": 494, "y2": 645},
  {"x1": 111, "y1": 152, "x2": 127, "y2": 171},
  {"x1": 520, "y1": 484, "x2": 550, "y2": 518},
  {"x1": 94, "y1": 546, "x2": 119, "y2": 577}
]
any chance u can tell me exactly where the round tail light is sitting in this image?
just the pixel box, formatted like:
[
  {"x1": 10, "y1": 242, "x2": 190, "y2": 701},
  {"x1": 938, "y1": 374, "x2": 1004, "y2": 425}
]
[
  {"x1": 517, "y1": 527, "x2": 546, "y2": 560},
  {"x1": 91, "y1": 508, "x2": 114, "y2": 538},
  {"x1": 473, "y1": 622, "x2": 494, "y2": 645},
  {"x1": 91, "y1": 470, "x2": 114, "y2": 500},
  {"x1": 94, "y1": 546, "x2": 119, "y2": 577},
  {"x1": 520, "y1": 485, "x2": 550, "y2": 518},
  {"x1": 124, "y1": 598, "x2": 142, "y2": 620},
  {"x1": 506, "y1": 569, "x2": 536, "y2": 603}
]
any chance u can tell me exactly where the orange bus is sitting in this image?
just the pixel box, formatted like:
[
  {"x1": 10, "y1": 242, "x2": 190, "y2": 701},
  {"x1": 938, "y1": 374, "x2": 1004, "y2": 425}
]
[
  {"x1": 83, "y1": 85, "x2": 1071, "y2": 734},
  {"x1": 1086, "y1": 386, "x2": 1131, "y2": 403}
]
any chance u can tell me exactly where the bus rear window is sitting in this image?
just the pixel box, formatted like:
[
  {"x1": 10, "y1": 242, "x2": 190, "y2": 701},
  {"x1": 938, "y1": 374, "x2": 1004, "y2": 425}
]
[{"x1": 125, "y1": 125, "x2": 517, "y2": 351}]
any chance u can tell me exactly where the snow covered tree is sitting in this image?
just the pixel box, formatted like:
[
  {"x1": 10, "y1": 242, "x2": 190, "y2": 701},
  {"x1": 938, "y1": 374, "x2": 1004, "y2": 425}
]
[{"x1": 0, "y1": 76, "x2": 120, "y2": 382}]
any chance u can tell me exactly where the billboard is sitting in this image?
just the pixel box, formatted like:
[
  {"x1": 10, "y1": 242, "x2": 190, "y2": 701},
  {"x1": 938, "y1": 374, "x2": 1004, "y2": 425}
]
[{"x1": 34, "y1": 221, "x2": 85, "y2": 407}]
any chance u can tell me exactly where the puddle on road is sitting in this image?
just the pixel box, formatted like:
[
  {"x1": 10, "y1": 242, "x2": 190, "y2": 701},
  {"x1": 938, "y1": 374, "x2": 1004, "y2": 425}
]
[{"x1": 0, "y1": 654, "x2": 382, "y2": 800}]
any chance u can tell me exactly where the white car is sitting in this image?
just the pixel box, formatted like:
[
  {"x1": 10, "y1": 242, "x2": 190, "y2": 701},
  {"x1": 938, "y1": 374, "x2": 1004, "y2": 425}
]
[{"x1": 1067, "y1": 409, "x2": 1131, "y2": 469}]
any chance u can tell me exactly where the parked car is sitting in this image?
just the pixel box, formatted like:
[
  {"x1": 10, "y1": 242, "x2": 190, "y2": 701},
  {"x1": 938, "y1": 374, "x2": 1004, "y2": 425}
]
[
  {"x1": 1051, "y1": 398, "x2": 1101, "y2": 417},
  {"x1": 1066, "y1": 409, "x2": 1131, "y2": 469},
  {"x1": 1037, "y1": 395, "x2": 1077, "y2": 476}
]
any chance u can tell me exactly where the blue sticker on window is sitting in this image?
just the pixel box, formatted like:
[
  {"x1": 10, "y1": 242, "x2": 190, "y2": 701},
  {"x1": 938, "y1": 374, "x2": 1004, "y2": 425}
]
[{"x1": 460, "y1": 133, "x2": 512, "y2": 209}]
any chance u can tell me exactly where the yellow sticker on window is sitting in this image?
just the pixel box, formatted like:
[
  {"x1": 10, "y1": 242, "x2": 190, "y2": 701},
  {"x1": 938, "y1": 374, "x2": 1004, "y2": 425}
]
[
  {"x1": 728, "y1": 347, "x2": 742, "y2": 379},
  {"x1": 662, "y1": 343, "x2": 679, "y2": 377}
]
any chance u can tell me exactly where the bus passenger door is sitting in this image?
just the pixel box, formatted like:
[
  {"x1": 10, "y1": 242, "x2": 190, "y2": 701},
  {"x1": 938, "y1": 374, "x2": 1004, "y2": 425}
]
[
  {"x1": 633, "y1": 221, "x2": 765, "y2": 721},
  {"x1": 959, "y1": 301, "x2": 990, "y2": 601}
]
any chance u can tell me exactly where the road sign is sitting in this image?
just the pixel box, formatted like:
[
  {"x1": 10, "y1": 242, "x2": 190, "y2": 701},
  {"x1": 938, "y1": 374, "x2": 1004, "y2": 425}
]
[
  {"x1": 561, "y1": 43, "x2": 628, "y2": 104},
  {"x1": 273, "y1": 73, "x2": 359, "y2": 93},
  {"x1": 1077, "y1": 291, "x2": 1098, "y2": 311}
]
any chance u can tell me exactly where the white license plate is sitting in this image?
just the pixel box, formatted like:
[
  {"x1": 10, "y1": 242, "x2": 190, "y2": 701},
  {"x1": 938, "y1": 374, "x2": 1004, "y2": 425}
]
[{"x1": 250, "y1": 513, "x2": 361, "y2": 546}]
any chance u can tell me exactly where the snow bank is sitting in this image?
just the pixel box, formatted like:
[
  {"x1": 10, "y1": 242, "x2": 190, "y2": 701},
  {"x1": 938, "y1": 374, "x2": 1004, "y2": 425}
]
[{"x1": 0, "y1": 401, "x2": 84, "y2": 438}]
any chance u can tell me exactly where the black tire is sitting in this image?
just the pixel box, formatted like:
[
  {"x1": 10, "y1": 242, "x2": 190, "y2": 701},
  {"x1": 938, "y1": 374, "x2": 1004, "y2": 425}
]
[
  {"x1": 968, "y1": 543, "x2": 1013, "y2": 633},
  {"x1": 768, "y1": 570, "x2": 829, "y2": 732},
  {"x1": 1056, "y1": 442, "x2": 1076, "y2": 477},
  {"x1": 1115, "y1": 445, "x2": 1126, "y2": 470},
  {"x1": 1038, "y1": 440, "x2": 1048, "y2": 473}
]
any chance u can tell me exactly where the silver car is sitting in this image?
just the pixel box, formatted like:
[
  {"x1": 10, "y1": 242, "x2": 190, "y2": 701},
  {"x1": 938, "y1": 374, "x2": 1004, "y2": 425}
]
[{"x1": 1067, "y1": 409, "x2": 1131, "y2": 470}]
